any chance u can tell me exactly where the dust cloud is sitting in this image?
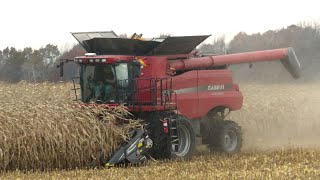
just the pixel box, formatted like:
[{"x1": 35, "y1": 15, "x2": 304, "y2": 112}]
[{"x1": 230, "y1": 83, "x2": 320, "y2": 151}]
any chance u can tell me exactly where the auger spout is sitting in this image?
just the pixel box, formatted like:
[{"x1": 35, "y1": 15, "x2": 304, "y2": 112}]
[{"x1": 169, "y1": 47, "x2": 301, "y2": 79}]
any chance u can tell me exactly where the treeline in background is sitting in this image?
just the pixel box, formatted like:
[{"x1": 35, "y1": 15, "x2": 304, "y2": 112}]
[
  {"x1": 0, "y1": 23, "x2": 319, "y2": 83},
  {"x1": 199, "y1": 23, "x2": 320, "y2": 83}
]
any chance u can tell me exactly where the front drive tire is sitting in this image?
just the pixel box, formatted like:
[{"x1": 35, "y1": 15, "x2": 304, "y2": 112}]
[
  {"x1": 146, "y1": 113, "x2": 196, "y2": 160},
  {"x1": 171, "y1": 117, "x2": 196, "y2": 160}
]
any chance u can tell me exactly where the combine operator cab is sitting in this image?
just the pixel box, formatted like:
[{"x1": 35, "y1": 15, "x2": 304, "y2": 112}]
[
  {"x1": 75, "y1": 57, "x2": 174, "y2": 110},
  {"x1": 80, "y1": 61, "x2": 138, "y2": 104},
  {"x1": 68, "y1": 31, "x2": 209, "y2": 110}
]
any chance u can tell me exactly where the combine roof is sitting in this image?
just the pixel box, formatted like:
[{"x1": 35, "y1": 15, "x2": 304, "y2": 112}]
[{"x1": 71, "y1": 31, "x2": 210, "y2": 56}]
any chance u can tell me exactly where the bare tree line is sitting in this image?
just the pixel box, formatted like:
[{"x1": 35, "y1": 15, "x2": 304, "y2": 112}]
[
  {"x1": 198, "y1": 23, "x2": 320, "y2": 83},
  {"x1": 1, "y1": 23, "x2": 319, "y2": 83},
  {"x1": 0, "y1": 44, "x2": 61, "y2": 82}
]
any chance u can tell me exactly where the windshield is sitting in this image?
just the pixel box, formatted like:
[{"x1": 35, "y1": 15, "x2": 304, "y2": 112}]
[{"x1": 80, "y1": 63, "x2": 132, "y2": 103}]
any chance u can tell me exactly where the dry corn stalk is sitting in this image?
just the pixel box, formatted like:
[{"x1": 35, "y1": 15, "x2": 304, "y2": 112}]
[{"x1": 0, "y1": 81, "x2": 140, "y2": 171}]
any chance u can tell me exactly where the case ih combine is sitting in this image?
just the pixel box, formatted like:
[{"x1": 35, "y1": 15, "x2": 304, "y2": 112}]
[{"x1": 60, "y1": 31, "x2": 301, "y2": 166}]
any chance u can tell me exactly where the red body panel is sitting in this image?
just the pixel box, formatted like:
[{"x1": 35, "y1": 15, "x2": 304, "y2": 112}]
[
  {"x1": 74, "y1": 48, "x2": 295, "y2": 120},
  {"x1": 172, "y1": 70, "x2": 242, "y2": 119},
  {"x1": 172, "y1": 71, "x2": 199, "y2": 118},
  {"x1": 197, "y1": 70, "x2": 243, "y2": 118}
]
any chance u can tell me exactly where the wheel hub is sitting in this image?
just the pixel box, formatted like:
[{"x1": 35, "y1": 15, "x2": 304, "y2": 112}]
[
  {"x1": 172, "y1": 125, "x2": 191, "y2": 157},
  {"x1": 224, "y1": 130, "x2": 238, "y2": 152}
]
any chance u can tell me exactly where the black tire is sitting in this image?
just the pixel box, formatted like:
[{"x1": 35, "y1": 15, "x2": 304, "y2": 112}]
[
  {"x1": 208, "y1": 120, "x2": 242, "y2": 154},
  {"x1": 143, "y1": 113, "x2": 196, "y2": 160},
  {"x1": 170, "y1": 116, "x2": 196, "y2": 160},
  {"x1": 145, "y1": 112, "x2": 171, "y2": 159}
]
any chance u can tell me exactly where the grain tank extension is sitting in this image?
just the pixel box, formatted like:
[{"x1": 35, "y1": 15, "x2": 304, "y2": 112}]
[{"x1": 61, "y1": 31, "x2": 301, "y2": 166}]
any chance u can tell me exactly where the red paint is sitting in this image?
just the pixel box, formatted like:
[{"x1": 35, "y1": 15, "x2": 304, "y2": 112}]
[
  {"x1": 162, "y1": 119, "x2": 169, "y2": 134},
  {"x1": 169, "y1": 48, "x2": 288, "y2": 71},
  {"x1": 74, "y1": 47, "x2": 297, "y2": 121},
  {"x1": 168, "y1": 70, "x2": 242, "y2": 119}
]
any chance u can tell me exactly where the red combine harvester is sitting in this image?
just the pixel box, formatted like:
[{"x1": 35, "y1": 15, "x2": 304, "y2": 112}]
[{"x1": 60, "y1": 31, "x2": 301, "y2": 166}]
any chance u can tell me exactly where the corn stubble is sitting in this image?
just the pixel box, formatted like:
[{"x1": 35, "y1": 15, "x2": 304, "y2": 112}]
[
  {"x1": 0, "y1": 82, "x2": 139, "y2": 171},
  {"x1": 2, "y1": 149, "x2": 320, "y2": 179}
]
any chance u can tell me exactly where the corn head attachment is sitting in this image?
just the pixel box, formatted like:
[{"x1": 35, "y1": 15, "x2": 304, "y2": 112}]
[{"x1": 106, "y1": 129, "x2": 153, "y2": 167}]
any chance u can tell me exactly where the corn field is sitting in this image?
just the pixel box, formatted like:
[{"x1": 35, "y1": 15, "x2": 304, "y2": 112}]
[
  {"x1": 0, "y1": 82, "x2": 319, "y2": 179},
  {"x1": 0, "y1": 82, "x2": 139, "y2": 171}
]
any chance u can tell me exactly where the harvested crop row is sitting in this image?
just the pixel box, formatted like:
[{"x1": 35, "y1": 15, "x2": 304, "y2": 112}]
[
  {"x1": 0, "y1": 82, "x2": 138, "y2": 171},
  {"x1": 2, "y1": 149, "x2": 320, "y2": 179}
]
